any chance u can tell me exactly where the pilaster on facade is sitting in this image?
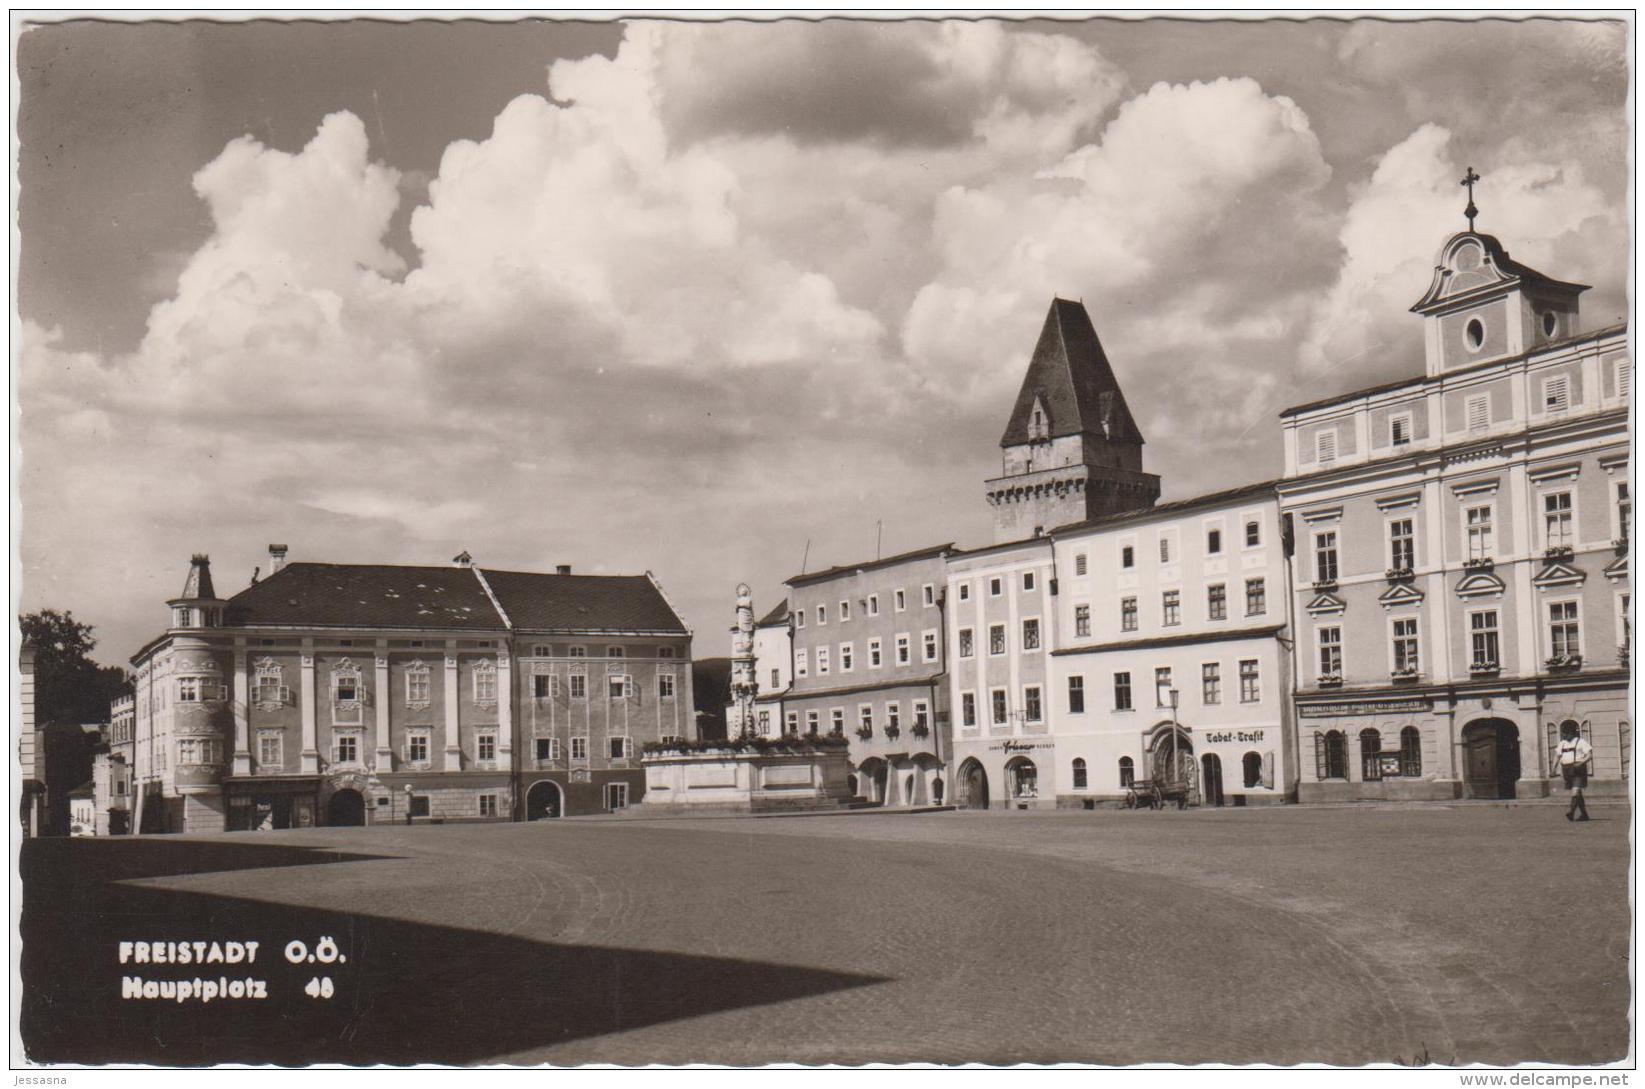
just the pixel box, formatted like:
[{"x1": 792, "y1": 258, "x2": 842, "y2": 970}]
[
  {"x1": 299, "y1": 640, "x2": 320, "y2": 774},
  {"x1": 374, "y1": 646, "x2": 393, "y2": 772},
  {"x1": 230, "y1": 645, "x2": 252, "y2": 776},
  {"x1": 443, "y1": 647, "x2": 462, "y2": 772},
  {"x1": 496, "y1": 654, "x2": 514, "y2": 761}
]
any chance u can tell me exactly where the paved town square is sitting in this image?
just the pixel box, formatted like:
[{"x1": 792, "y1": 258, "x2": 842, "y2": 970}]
[{"x1": 21, "y1": 804, "x2": 1629, "y2": 1066}]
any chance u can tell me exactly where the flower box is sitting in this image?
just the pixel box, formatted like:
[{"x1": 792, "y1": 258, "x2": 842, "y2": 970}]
[
  {"x1": 1544, "y1": 654, "x2": 1583, "y2": 671},
  {"x1": 1389, "y1": 667, "x2": 1420, "y2": 680},
  {"x1": 1385, "y1": 567, "x2": 1415, "y2": 582},
  {"x1": 1311, "y1": 578, "x2": 1338, "y2": 593},
  {"x1": 1543, "y1": 545, "x2": 1574, "y2": 561},
  {"x1": 1469, "y1": 660, "x2": 1500, "y2": 675},
  {"x1": 1317, "y1": 673, "x2": 1343, "y2": 687},
  {"x1": 1462, "y1": 556, "x2": 1495, "y2": 572}
]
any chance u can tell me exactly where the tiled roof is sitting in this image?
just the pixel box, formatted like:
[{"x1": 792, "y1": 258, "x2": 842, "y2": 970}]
[
  {"x1": 1051, "y1": 623, "x2": 1287, "y2": 657},
  {"x1": 226, "y1": 563, "x2": 502, "y2": 630},
  {"x1": 222, "y1": 563, "x2": 687, "y2": 635},
  {"x1": 1049, "y1": 479, "x2": 1279, "y2": 536},
  {"x1": 480, "y1": 569, "x2": 687, "y2": 634},
  {"x1": 786, "y1": 543, "x2": 955, "y2": 588},
  {"x1": 756, "y1": 600, "x2": 790, "y2": 627},
  {"x1": 999, "y1": 298, "x2": 1144, "y2": 448}
]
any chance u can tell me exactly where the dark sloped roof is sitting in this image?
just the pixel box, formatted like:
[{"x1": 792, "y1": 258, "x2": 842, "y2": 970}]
[
  {"x1": 1050, "y1": 478, "x2": 1279, "y2": 536},
  {"x1": 480, "y1": 569, "x2": 687, "y2": 634},
  {"x1": 1000, "y1": 298, "x2": 1144, "y2": 449},
  {"x1": 226, "y1": 563, "x2": 501, "y2": 630},
  {"x1": 757, "y1": 600, "x2": 790, "y2": 627},
  {"x1": 785, "y1": 543, "x2": 954, "y2": 588},
  {"x1": 179, "y1": 555, "x2": 217, "y2": 600}
]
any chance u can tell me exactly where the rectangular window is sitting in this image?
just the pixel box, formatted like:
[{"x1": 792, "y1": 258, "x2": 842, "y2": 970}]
[
  {"x1": 1159, "y1": 537, "x2": 1172, "y2": 564},
  {"x1": 961, "y1": 691, "x2": 977, "y2": 728},
  {"x1": 1543, "y1": 374, "x2": 1570, "y2": 412},
  {"x1": 895, "y1": 589, "x2": 907, "y2": 611},
  {"x1": 571, "y1": 736, "x2": 589, "y2": 761},
  {"x1": 479, "y1": 794, "x2": 498, "y2": 817},
  {"x1": 887, "y1": 702, "x2": 900, "y2": 732},
  {"x1": 1023, "y1": 571, "x2": 1036, "y2": 592},
  {"x1": 1201, "y1": 663, "x2": 1221, "y2": 705},
  {"x1": 1113, "y1": 672, "x2": 1133, "y2": 711},
  {"x1": 1162, "y1": 591, "x2": 1180, "y2": 627},
  {"x1": 1390, "y1": 413, "x2": 1411, "y2": 447},
  {"x1": 796, "y1": 610, "x2": 806, "y2": 629},
  {"x1": 1316, "y1": 430, "x2": 1337, "y2": 463},
  {"x1": 989, "y1": 577, "x2": 1002, "y2": 597},
  {"x1": 1075, "y1": 604, "x2": 1091, "y2": 638},
  {"x1": 1315, "y1": 531, "x2": 1339, "y2": 583},
  {"x1": 1392, "y1": 618, "x2": 1420, "y2": 673},
  {"x1": 473, "y1": 668, "x2": 496, "y2": 703},
  {"x1": 912, "y1": 700, "x2": 930, "y2": 731},
  {"x1": 896, "y1": 634, "x2": 911, "y2": 665},
  {"x1": 1549, "y1": 601, "x2": 1581, "y2": 659},
  {"x1": 1617, "y1": 482, "x2": 1631, "y2": 542},
  {"x1": 1074, "y1": 553, "x2": 1088, "y2": 576},
  {"x1": 923, "y1": 584, "x2": 935, "y2": 606},
  {"x1": 1544, "y1": 492, "x2": 1574, "y2": 548},
  {"x1": 535, "y1": 738, "x2": 561, "y2": 762},
  {"x1": 958, "y1": 629, "x2": 973, "y2": 658},
  {"x1": 657, "y1": 647, "x2": 676, "y2": 659},
  {"x1": 1021, "y1": 618, "x2": 1040, "y2": 651},
  {"x1": 796, "y1": 649, "x2": 809, "y2": 677},
  {"x1": 1121, "y1": 546, "x2": 1135, "y2": 568},
  {"x1": 1389, "y1": 518, "x2": 1415, "y2": 572},
  {"x1": 806, "y1": 709, "x2": 820, "y2": 734},
  {"x1": 1024, "y1": 686, "x2": 1042, "y2": 723},
  {"x1": 988, "y1": 625, "x2": 1006, "y2": 656},
  {"x1": 178, "y1": 677, "x2": 199, "y2": 703},
  {"x1": 606, "y1": 646, "x2": 624, "y2": 659},
  {"x1": 1238, "y1": 660, "x2": 1260, "y2": 703},
  {"x1": 958, "y1": 582, "x2": 971, "y2": 602},
  {"x1": 816, "y1": 647, "x2": 830, "y2": 675},
  {"x1": 1155, "y1": 667, "x2": 1173, "y2": 707},
  {"x1": 1466, "y1": 505, "x2": 1494, "y2": 559},
  {"x1": 609, "y1": 736, "x2": 628, "y2": 759},
  {"x1": 1207, "y1": 528, "x2": 1222, "y2": 555},
  {"x1": 605, "y1": 783, "x2": 629, "y2": 811},
  {"x1": 533, "y1": 674, "x2": 554, "y2": 699},
  {"x1": 569, "y1": 674, "x2": 587, "y2": 700},
  {"x1": 817, "y1": 605, "x2": 827, "y2": 625},
  {"x1": 1470, "y1": 611, "x2": 1500, "y2": 668},
  {"x1": 477, "y1": 731, "x2": 497, "y2": 763},
  {"x1": 1068, "y1": 676, "x2": 1085, "y2": 714},
  {"x1": 1319, "y1": 626, "x2": 1343, "y2": 676},
  {"x1": 990, "y1": 688, "x2": 1008, "y2": 725},
  {"x1": 922, "y1": 630, "x2": 938, "y2": 662},
  {"x1": 785, "y1": 711, "x2": 798, "y2": 735},
  {"x1": 1207, "y1": 584, "x2": 1227, "y2": 621},
  {"x1": 658, "y1": 673, "x2": 676, "y2": 699},
  {"x1": 1466, "y1": 393, "x2": 1489, "y2": 431},
  {"x1": 839, "y1": 599, "x2": 851, "y2": 622},
  {"x1": 868, "y1": 594, "x2": 879, "y2": 616},
  {"x1": 608, "y1": 675, "x2": 628, "y2": 700},
  {"x1": 408, "y1": 731, "x2": 431, "y2": 764},
  {"x1": 567, "y1": 645, "x2": 587, "y2": 658},
  {"x1": 1245, "y1": 520, "x2": 1261, "y2": 548},
  {"x1": 840, "y1": 643, "x2": 854, "y2": 671},
  {"x1": 770, "y1": 668, "x2": 780, "y2": 688},
  {"x1": 257, "y1": 732, "x2": 282, "y2": 767},
  {"x1": 1245, "y1": 577, "x2": 1267, "y2": 616}
]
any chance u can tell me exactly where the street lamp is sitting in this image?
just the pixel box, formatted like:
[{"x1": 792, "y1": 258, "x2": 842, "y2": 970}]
[
  {"x1": 1167, "y1": 688, "x2": 1180, "y2": 785},
  {"x1": 403, "y1": 783, "x2": 413, "y2": 826}
]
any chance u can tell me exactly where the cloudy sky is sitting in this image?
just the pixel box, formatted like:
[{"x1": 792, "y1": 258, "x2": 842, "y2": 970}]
[{"x1": 16, "y1": 15, "x2": 1630, "y2": 666}]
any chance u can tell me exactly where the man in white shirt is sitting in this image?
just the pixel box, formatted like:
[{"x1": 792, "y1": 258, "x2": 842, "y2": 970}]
[{"x1": 1555, "y1": 722, "x2": 1594, "y2": 822}]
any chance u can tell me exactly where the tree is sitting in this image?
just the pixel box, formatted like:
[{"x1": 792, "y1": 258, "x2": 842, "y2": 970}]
[{"x1": 19, "y1": 609, "x2": 132, "y2": 728}]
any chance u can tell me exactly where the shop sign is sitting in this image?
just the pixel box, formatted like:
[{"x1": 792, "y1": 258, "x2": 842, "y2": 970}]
[
  {"x1": 1378, "y1": 754, "x2": 1402, "y2": 777},
  {"x1": 989, "y1": 740, "x2": 1054, "y2": 753},
  {"x1": 1203, "y1": 729, "x2": 1266, "y2": 744},
  {"x1": 1299, "y1": 698, "x2": 1431, "y2": 718}
]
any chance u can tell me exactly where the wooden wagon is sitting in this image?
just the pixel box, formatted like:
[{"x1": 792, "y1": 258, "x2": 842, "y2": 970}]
[{"x1": 1123, "y1": 778, "x2": 1192, "y2": 811}]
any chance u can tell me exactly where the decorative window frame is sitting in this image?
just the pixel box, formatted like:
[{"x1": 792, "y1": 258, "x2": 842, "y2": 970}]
[
  {"x1": 331, "y1": 727, "x2": 366, "y2": 767},
  {"x1": 330, "y1": 657, "x2": 365, "y2": 724},
  {"x1": 473, "y1": 727, "x2": 499, "y2": 767},
  {"x1": 252, "y1": 658, "x2": 290, "y2": 712},
  {"x1": 402, "y1": 727, "x2": 434, "y2": 767},
  {"x1": 1538, "y1": 487, "x2": 1578, "y2": 552},
  {"x1": 568, "y1": 670, "x2": 588, "y2": 701},
  {"x1": 471, "y1": 658, "x2": 499, "y2": 709},
  {"x1": 255, "y1": 728, "x2": 284, "y2": 769},
  {"x1": 404, "y1": 659, "x2": 432, "y2": 711}
]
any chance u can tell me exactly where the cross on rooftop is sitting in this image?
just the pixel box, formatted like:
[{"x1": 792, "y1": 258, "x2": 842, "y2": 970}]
[{"x1": 1461, "y1": 166, "x2": 1481, "y2": 231}]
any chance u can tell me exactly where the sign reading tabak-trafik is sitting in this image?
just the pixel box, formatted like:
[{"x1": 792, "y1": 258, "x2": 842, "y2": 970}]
[{"x1": 1298, "y1": 698, "x2": 1432, "y2": 718}]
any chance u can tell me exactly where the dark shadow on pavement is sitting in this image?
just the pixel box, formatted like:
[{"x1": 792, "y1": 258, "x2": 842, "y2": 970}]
[{"x1": 21, "y1": 838, "x2": 889, "y2": 1065}]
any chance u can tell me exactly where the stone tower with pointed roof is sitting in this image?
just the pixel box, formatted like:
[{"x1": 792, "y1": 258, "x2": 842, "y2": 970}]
[{"x1": 985, "y1": 298, "x2": 1161, "y2": 542}]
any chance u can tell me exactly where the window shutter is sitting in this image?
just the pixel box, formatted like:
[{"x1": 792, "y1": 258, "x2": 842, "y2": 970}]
[
  {"x1": 1262, "y1": 751, "x2": 1275, "y2": 790},
  {"x1": 1316, "y1": 430, "x2": 1337, "y2": 463},
  {"x1": 1467, "y1": 395, "x2": 1489, "y2": 431},
  {"x1": 1314, "y1": 732, "x2": 1326, "y2": 780},
  {"x1": 1618, "y1": 361, "x2": 1632, "y2": 399},
  {"x1": 1545, "y1": 375, "x2": 1569, "y2": 411}
]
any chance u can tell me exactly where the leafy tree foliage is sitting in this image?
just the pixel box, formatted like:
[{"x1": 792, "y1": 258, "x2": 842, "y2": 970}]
[{"x1": 19, "y1": 609, "x2": 132, "y2": 728}]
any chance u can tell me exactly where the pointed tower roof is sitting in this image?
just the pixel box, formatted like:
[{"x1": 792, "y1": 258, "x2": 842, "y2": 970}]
[
  {"x1": 999, "y1": 298, "x2": 1145, "y2": 448},
  {"x1": 178, "y1": 554, "x2": 218, "y2": 601}
]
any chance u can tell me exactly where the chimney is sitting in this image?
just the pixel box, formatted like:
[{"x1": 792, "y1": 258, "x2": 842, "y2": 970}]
[
  {"x1": 453, "y1": 550, "x2": 473, "y2": 568},
  {"x1": 556, "y1": 564, "x2": 572, "y2": 575},
  {"x1": 268, "y1": 544, "x2": 289, "y2": 574}
]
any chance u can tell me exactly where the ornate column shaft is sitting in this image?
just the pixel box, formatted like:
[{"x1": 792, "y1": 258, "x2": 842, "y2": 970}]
[
  {"x1": 374, "y1": 650, "x2": 393, "y2": 772},
  {"x1": 444, "y1": 648, "x2": 462, "y2": 771},
  {"x1": 497, "y1": 653, "x2": 513, "y2": 763},
  {"x1": 299, "y1": 641, "x2": 320, "y2": 774},
  {"x1": 231, "y1": 646, "x2": 252, "y2": 776}
]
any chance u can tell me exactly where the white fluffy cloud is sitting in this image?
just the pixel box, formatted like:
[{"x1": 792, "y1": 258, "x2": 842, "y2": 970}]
[{"x1": 19, "y1": 19, "x2": 1629, "y2": 661}]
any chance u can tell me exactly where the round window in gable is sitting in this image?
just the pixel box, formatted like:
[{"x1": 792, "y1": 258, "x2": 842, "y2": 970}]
[
  {"x1": 1465, "y1": 317, "x2": 1485, "y2": 351},
  {"x1": 1542, "y1": 311, "x2": 1558, "y2": 338}
]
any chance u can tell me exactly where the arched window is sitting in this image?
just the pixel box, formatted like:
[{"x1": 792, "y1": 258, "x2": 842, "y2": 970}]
[
  {"x1": 1242, "y1": 751, "x2": 1263, "y2": 788},
  {"x1": 1317, "y1": 730, "x2": 1347, "y2": 780},
  {"x1": 1118, "y1": 756, "x2": 1135, "y2": 788},
  {"x1": 1360, "y1": 728, "x2": 1382, "y2": 781},
  {"x1": 1400, "y1": 726, "x2": 1422, "y2": 777},
  {"x1": 1072, "y1": 758, "x2": 1088, "y2": 790}
]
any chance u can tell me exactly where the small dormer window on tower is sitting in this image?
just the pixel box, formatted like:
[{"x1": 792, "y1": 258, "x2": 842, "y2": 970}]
[{"x1": 1028, "y1": 397, "x2": 1050, "y2": 441}]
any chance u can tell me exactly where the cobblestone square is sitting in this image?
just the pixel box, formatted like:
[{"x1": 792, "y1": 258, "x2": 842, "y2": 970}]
[{"x1": 21, "y1": 804, "x2": 1630, "y2": 1066}]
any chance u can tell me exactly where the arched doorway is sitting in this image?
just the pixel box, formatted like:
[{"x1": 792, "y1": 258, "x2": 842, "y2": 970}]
[
  {"x1": 1005, "y1": 756, "x2": 1038, "y2": 803},
  {"x1": 1201, "y1": 754, "x2": 1225, "y2": 807},
  {"x1": 525, "y1": 779, "x2": 563, "y2": 820},
  {"x1": 326, "y1": 788, "x2": 365, "y2": 827},
  {"x1": 1148, "y1": 724, "x2": 1195, "y2": 789},
  {"x1": 958, "y1": 759, "x2": 989, "y2": 809},
  {"x1": 1461, "y1": 718, "x2": 1520, "y2": 799}
]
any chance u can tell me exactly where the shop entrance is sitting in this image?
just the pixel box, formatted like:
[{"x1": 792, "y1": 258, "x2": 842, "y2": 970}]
[
  {"x1": 525, "y1": 780, "x2": 563, "y2": 820},
  {"x1": 958, "y1": 759, "x2": 989, "y2": 809},
  {"x1": 1006, "y1": 756, "x2": 1038, "y2": 804},
  {"x1": 1462, "y1": 718, "x2": 1520, "y2": 799},
  {"x1": 325, "y1": 788, "x2": 366, "y2": 827},
  {"x1": 1201, "y1": 754, "x2": 1225, "y2": 807}
]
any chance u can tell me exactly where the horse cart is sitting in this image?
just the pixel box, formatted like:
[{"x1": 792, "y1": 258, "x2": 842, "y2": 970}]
[{"x1": 1123, "y1": 778, "x2": 1192, "y2": 811}]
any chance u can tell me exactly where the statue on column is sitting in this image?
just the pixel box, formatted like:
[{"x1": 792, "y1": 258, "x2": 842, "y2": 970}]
[{"x1": 730, "y1": 583, "x2": 759, "y2": 739}]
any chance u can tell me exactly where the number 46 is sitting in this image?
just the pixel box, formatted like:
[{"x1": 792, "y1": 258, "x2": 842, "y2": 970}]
[{"x1": 305, "y1": 976, "x2": 335, "y2": 999}]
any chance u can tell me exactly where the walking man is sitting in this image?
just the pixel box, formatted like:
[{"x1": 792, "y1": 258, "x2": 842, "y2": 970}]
[{"x1": 1556, "y1": 722, "x2": 1593, "y2": 822}]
